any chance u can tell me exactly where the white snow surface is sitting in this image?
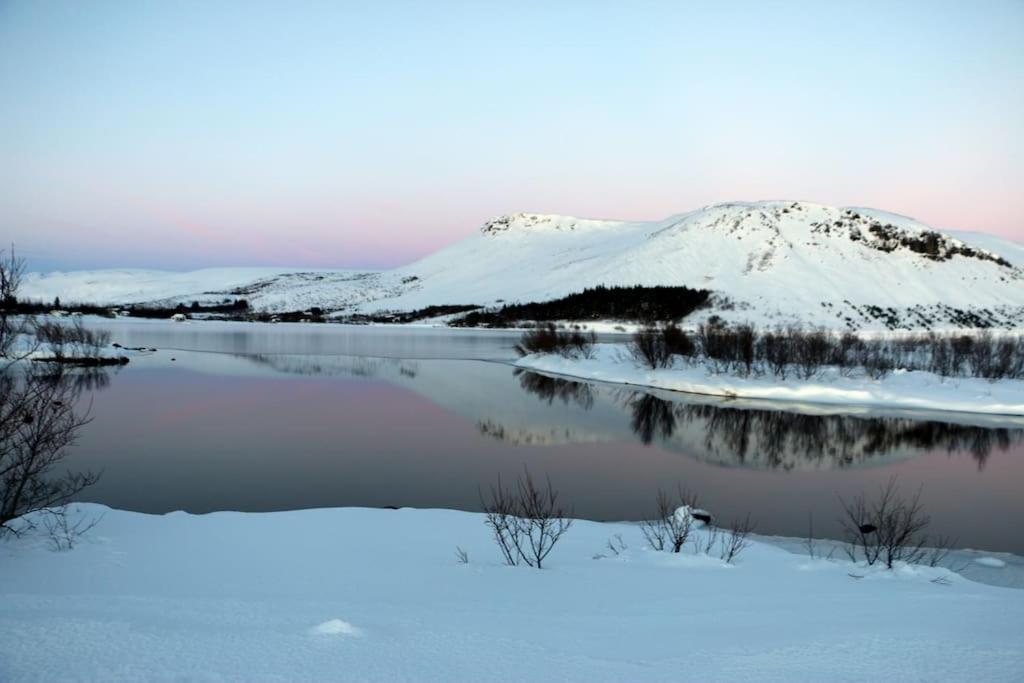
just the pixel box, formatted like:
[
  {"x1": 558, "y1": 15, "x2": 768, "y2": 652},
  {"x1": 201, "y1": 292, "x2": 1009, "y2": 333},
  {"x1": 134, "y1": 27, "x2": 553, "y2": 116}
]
[
  {"x1": 516, "y1": 344, "x2": 1024, "y2": 416},
  {"x1": 1, "y1": 503, "x2": 1022, "y2": 682},
  {"x1": 22, "y1": 201, "x2": 1024, "y2": 330}
]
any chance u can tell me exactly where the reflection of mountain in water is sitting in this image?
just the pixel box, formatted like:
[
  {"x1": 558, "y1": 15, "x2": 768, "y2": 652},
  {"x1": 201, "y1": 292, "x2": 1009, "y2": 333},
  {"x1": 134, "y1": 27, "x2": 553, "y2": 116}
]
[{"x1": 227, "y1": 353, "x2": 1023, "y2": 471}]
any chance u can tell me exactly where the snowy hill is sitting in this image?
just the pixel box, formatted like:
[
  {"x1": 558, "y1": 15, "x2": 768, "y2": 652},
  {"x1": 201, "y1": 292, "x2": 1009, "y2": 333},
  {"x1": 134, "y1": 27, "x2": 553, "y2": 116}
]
[{"x1": 22, "y1": 201, "x2": 1024, "y2": 330}]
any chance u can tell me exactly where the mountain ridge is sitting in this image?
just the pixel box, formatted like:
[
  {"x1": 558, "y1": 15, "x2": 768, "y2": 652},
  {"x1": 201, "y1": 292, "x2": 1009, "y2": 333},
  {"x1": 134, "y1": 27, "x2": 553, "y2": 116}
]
[{"x1": 21, "y1": 200, "x2": 1024, "y2": 331}]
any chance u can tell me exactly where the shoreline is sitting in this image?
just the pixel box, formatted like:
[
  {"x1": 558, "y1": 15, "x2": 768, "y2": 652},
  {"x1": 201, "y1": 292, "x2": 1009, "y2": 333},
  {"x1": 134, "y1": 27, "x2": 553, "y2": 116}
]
[{"x1": 515, "y1": 344, "x2": 1024, "y2": 418}]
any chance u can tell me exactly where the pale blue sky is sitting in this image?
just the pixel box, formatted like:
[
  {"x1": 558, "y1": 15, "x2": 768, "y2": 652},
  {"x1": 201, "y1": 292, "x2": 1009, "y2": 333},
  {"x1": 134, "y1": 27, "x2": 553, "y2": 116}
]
[{"x1": 1, "y1": 0, "x2": 1022, "y2": 270}]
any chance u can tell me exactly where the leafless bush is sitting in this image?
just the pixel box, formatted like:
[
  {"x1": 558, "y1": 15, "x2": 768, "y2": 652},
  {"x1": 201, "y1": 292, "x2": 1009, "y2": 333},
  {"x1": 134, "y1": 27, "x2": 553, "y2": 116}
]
[
  {"x1": 929, "y1": 336, "x2": 954, "y2": 377},
  {"x1": 0, "y1": 246, "x2": 28, "y2": 360},
  {"x1": 759, "y1": 328, "x2": 792, "y2": 379},
  {"x1": 605, "y1": 533, "x2": 627, "y2": 556},
  {"x1": 1, "y1": 364, "x2": 99, "y2": 534},
  {"x1": 662, "y1": 323, "x2": 696, "y2": 358},
  {"x1": 0, "y1": 248, "x2": 102, "y2": 541},
  {"x1": 793, "y1": 329, "x2": 831, "y2": 379},
  {"x1": 41, "y1": 504, "x2": 103, "y2": 551},
  {"x1": 804, "y1": 513, "x2": 817, "y2": 559},
  {"x1": 696, "y1": 322, "x2": 733, "y2": 373},
  {"x1": 515, "y1": 324, "x2": 595, "y2": 359},
  {"x1": 719, "y1": 514, "x2": 755, "y2": 563},
  {"x1": 480, "y1": 474, "x2": 523, "y2": 566},
  {"x1": 861, "y1": 344, "x2": 894, "y2": 379},
  {"x1": 480, "y1": 469, "x2": 573, "y2": 569},
  {"x1": 833, "y1": 332, "x2": 864, "y2": 377},
  {"x1": 454, "y1": 545, "x2": 469, "y2": 564},
  {"x1": 630, "y1": 325, "x2": 670, "y2": 369},
  {"x1": 35, "y1": 320, "x2": 70, "y2": 360},
  {"x1": 967, "y1": 331, "x2": 994, "y2": 377},
  {"x1": 630, "y1": 324, "x2": 696, "y2": 369},
  {"x1": 640, "y1": 486, "x2": 698, "y2": 553},
  {"x1": 35, "y1": 318, "x2": 111, "y2": 360},
  {"x1": 708, "y1": 322, "x2": 1024, "y2": 381},
  {"x1": 925, "y1": 535, "x2": 957, "y2": 568},
  {"x1": 839, "y1": 477, "x2": 935, "y2": 569},
  {"x1": 691, "y1": 525, "x2": 719, "y2": 555}
]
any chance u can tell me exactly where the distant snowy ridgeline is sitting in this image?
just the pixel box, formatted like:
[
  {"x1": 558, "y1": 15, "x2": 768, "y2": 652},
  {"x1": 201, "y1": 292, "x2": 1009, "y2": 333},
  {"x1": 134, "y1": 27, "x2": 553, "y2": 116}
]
[{"x1": 22, "y1": 201, "x2": 1024, "y2": 331}]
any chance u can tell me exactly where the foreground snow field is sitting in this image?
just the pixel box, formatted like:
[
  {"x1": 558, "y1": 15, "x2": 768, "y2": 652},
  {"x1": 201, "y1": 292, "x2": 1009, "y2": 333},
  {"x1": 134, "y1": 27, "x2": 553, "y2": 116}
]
[
  {"x1": 1, "y1": 505, "x2": 1022, "y2": 682},
  {"x1": 516, "y1": 344, "x2": 1024, "y2": 417}
]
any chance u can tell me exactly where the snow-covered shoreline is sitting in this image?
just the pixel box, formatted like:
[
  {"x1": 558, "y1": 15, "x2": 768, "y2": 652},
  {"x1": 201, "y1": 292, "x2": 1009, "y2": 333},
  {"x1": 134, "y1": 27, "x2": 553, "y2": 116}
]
[
  {"x1": 1, "y1": 503, "x2": 1022, "y2": 682},
  {"x1": 515, "y1": 344, "x2": 1024, "y2": 417}
]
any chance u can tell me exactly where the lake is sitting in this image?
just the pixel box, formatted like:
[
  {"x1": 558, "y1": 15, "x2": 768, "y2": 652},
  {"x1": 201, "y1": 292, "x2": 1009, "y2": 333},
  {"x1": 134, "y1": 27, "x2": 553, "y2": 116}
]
[{"x1": 62, "y1": 320, "x2": 1024, "y2": 554}]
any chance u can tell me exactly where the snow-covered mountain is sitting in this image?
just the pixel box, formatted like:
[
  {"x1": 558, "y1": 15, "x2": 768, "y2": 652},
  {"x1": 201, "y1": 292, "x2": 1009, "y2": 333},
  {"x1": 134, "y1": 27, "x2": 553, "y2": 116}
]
[{"x1": 23, "y1": 201, "x2": 1024, "y2": 330}]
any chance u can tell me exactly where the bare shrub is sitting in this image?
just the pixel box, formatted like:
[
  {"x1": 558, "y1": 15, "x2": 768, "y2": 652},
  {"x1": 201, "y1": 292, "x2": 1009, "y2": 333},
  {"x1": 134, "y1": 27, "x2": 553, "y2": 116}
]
[
  {"x1": 839, "y1": 477, "x2": 934, "y2": 569},
  {"x1": 41, "y1": 504, "x2": 103, "y2": 551},
  {"x1": 719, "y1": 514, "x2": 755, "y2": 563},
  {"x1": 662, "y1": 323, "x2": 696, "y2": 358},
  {"x1": 605, "y1": 533, "x2": 627, "y2": 556},
  {"x1": 793, "y1": 329, "x2": 830, "y2": 379},
  {"x1": 949, "y1": 335, "x2": 973, "y2": 375},
  {"x1": 540, "y1": 315, "x2": 1022, "y2": 383},
  {"x1": 759, "y1": 328, "x2": 792, "y2": 379},
  {"x1": 640, "y1": 486, "x2": 698, "y2": 553},
  {"x1": 691, "y1": 525, "x2": 719, "y2": 555},
  {"x1": 833, "y1": 332, "x2": 863, "y2": 377},
  {"x1": 515, "y1": 324, "x2": 594, "y2": 359},
  {"x1": 0, "y1": 246, "x2": 28, "y2": 360},
  {"x1": 1, "y1": 248, "x2": 102, "y2": 541},
  {"x1": 481, "y1": 469, "x2": 573, "y2": 569},
  {"x1": 967, "y1": 331, "x2": 994, "y2": 378},
  {"x1": 925, "y1": 535, "x2": 957, "y2": 568},
  {"x1": 861, "y1": 344, "x2": 894, "y2": 379},
  {"x1": 480, "y1": 474, "x2": 523, "y2": 566},
  {"x1": 454, "y1": 546, "x2": 469, "y2": 564},
  {"x1": 696, "y1": 322, "x2": 733, "y2": 373},
  {"x1": 929, "y1": 336, "x2": 954, "y2": 377},
  {"x1": 630, "y1": 325, "x2": 669, "y2": 369},
  {"x1": 35, "y1": 318, "x2": 111, "y2": 361},
  {"x1": 1, "y1": 362, "x2": 99, "y2": 534},
  {"x1": 804, "y1": 513, "x2": 817, "y2": 559}
]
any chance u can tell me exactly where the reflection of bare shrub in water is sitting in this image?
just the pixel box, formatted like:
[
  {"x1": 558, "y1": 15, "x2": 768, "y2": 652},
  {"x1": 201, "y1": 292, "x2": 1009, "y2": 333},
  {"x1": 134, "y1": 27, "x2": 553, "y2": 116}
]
[
  {"x1": 677, "y1": 402, "x2": 1022, "y2": 470},
  {"x1": 512, "y1": 371, "x2": 1023, "y2": 469},
  {"x1": 514, "y1": 370, "x2": 594, "y2": 410},
  {"x1": 65, "y1": 367, "x2": 114, "y2": 393},
  {"x1": 1, "y1": 365, "x2": 100, "y2": 534},
  {"x1": 629, "y1": 394, "x2": 677, "y2": 445}
]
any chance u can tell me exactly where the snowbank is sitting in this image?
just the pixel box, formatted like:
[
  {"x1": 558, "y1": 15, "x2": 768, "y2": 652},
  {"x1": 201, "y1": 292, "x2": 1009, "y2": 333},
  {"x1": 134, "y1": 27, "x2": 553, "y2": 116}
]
[
  {"x1": 1, "y1": 504, "x2": 1022, "y2": 682},
  {"x1": 515, "y1": 344, "x2": 1024, "y2": 416}
]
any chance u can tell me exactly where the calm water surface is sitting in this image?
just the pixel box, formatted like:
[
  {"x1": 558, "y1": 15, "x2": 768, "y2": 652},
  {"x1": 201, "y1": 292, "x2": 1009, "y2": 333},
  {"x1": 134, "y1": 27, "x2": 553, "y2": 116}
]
[{"x1": 64, "y1": 320, "x2": 1024, "y2": 553}]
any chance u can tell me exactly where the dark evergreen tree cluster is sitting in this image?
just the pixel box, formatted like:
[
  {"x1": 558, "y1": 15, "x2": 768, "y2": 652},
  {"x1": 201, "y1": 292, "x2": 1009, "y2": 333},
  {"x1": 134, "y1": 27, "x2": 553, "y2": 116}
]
[{"x1": 450, "y1": 285, "x2": 711, "y2": 327}]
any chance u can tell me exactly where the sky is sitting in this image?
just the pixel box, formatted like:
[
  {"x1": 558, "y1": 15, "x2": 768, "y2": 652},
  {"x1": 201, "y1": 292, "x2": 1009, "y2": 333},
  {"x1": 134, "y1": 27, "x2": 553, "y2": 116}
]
[{"x1": 1, "y1": 0, "x2": 1022, "y2": 272}]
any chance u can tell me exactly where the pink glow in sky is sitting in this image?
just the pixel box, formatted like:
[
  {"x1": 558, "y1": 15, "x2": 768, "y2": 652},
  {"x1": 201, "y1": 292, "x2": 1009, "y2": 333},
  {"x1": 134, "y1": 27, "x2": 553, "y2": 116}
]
[{"x1": 1, "y1": 1, "x2": 1022, "y2": 271}]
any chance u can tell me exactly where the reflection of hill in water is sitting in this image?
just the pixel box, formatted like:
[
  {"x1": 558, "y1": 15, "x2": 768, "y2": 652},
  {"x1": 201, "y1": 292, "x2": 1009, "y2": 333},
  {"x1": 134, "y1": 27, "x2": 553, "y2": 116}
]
[{"x1": 235, "y1": 354, "x2": 1023, "y2": 471}]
